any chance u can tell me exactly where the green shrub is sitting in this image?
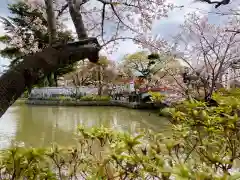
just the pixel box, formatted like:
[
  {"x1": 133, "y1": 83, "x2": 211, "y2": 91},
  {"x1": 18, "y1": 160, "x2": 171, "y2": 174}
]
[
  {"x1": 58, "y1": 95, "x2": 72, "y2": 101},
  {"x1": 47, "y1": 96, "x2": 73, "y2": 101},
  {"x1": 148, "y1": 91, "x2": 165, "y2": 102},
  {"x1": 22, "y1": 90, "x2": 29, "y2": 98},
  {"x1": 159, "y1": 107, "x2": 174, "y2": 117},
  {"x1": 3, "y1": 89, "x2": 240, "y2": 179},
  {"x1": 167, "y1": 89, "x2": 240, "y2": 178},
  {"x1": 2, "y1": 124, "x2": 240, "y2": 179},
  {"x1": 80, "y1": 95, "x2": 111, "y2": 101}
]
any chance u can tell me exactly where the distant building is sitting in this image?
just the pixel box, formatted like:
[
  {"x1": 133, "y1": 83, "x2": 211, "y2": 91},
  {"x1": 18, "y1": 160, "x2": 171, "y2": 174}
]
[
  {"x1": 192, "y1": 61, "x2": 240, "y2": 89},
  {"x1": 221, "y1": 68, "x2": 240, "y2": 89},
  {"x1": 29, "y1": 86, "x2": 98, "y2": 99}
]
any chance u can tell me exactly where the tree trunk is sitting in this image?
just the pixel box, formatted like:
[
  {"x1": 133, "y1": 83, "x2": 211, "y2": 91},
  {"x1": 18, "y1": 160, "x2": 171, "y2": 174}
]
[
  {"x1": 75, "y1": 73, "x2": 80, "y2": 86},
  {"x1": 0, "y1": 38, "x2": 100, "y2": 118},
  {"x1": 98, "y1": 65, "x2": 102, "y2": 96},
  {"x1": 81, "y1": 59, "x2": 85, "y2": 86},
  {"x1": 47, "y1": 73, "x2": 54, "y2": 86},
  {"x1": 44, "y1": 0, "x2": 57, "y2": 44},
  {"x1": 45, "y1": 0, "x2": 57, "y2": 87},
  {"x1": 72, "y1": 75, "x2": 77, "y2": 86},
  {"x1": 54, "y1": 72, "x2": 58, "y2": 87},
  {"x1": 67, "y1": 0, "x2": 87, "y2": 39}
]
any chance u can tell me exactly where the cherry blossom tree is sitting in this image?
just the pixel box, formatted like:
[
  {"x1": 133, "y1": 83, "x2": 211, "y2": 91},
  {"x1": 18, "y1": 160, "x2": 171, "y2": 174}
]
[
  {"x1": 64, "y1": 56, "x2": 116, "y2": 84},
  {"x1": 134, "y1": 11, "x2": 240, "y2": 100},
  {"x1": 0, "y1": 0, "x2": 99, "y2": 117},
  {"x1": 175, "y1": 12, "x2": 240, "y2": 99},
  {"x1": 28, "y1": 0, "x2": 175, "y2": 51},
  {"x1": 0, "y1": 0, "x2": 75, "y2": 88},
  {"x1": 65, "y1": 61, "x2": 95, "y2": 86},
  {"x1": 62, "y1": 0, "x2": 175, "y2": 53},
  {"x1": 0, "y1": 0, "x2": 175, "y2": 117}
]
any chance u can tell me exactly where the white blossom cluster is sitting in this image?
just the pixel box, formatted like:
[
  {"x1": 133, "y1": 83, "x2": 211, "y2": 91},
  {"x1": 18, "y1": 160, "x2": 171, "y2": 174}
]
[
  {"x1": 8, "y1": 6, "x2": 48, "y2": 55},
  {"x1": 77, "y1": 0, "x2": 174, "y2": 53}
]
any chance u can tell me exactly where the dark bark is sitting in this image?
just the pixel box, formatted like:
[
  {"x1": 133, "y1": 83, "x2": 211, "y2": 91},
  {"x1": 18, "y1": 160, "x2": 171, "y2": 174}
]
[
  {"x1": 67, "y1": 0, "x2": 87, "y2": 39},
  {"x1": 196, "y1": 0, "x2": 230, "y2": 8},
  {"x1": 54, "y1": 72, "x2": 58, "y2": 86},
  {"x1": 47, "y1": 73, "x2": 54, "y2": 86},
  {"x1": 204, "y1": 93, "x2": 219, "y2": 107},
  {"x1": 98, "y1": 65, "x2": 102, "y2": 96},
  {"x1": 44, "y1": 0, "x2": 57, "y2": 44},
  {"x1": 0, "y1": 38, "x2": 100, "y2": 118},
  {"x1": 45, "y1": 0, "x2": 57, "y2": 87}
]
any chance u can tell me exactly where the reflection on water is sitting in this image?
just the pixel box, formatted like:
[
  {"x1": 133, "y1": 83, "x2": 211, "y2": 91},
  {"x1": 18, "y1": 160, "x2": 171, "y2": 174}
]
[
  {"x1": 0, "y1": 106, "x2": 18, "y2": 148},
  {"x1": 0, "y1": 105, "x2": 170, "y2": 148}
]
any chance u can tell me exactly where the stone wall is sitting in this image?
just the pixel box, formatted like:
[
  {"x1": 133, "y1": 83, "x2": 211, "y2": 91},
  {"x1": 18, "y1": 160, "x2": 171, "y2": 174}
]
[{"x1": 25, "y1": 99, "x2": 160, "y2": 109}]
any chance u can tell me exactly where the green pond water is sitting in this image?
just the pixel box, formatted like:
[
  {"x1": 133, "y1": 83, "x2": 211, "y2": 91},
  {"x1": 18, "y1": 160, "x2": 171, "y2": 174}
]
[{"x1": 0, "y1": 104, "x2": 170, "y2": 148}]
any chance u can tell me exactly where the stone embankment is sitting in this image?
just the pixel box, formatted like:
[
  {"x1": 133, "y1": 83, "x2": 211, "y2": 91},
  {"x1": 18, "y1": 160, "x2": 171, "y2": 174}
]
[{"x1": 25, "y1": 99, "x2": 162, "y2": 109}]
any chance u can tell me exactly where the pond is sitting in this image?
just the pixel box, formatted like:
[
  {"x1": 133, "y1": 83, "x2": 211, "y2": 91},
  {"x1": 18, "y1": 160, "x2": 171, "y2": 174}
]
[{"x1": 0, "y1": 105, "x2": 170, "y2": 148}]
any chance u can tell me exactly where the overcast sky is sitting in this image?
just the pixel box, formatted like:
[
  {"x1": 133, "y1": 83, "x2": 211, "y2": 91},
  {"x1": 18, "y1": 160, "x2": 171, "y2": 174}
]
[{"x1": 0, "y1": 0, "x2": 234, "y2": 71}]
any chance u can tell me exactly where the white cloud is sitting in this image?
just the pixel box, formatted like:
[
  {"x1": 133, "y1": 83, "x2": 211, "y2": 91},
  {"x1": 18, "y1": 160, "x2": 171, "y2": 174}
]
[
  {"x1": 63, "y1": 17, "x2": 140, "y2": 61},
  {"x1": 109, "y1": 40, "x2": 140, "y2": 61},
  {"x1": 153, "y1": 0, "x2": 212, "y2": 37}
]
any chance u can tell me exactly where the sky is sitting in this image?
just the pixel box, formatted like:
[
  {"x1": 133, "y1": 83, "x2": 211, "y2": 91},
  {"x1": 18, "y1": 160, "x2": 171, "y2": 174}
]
[{"x1": 0, "y1": 0, "x2": 232, "y2": 71}]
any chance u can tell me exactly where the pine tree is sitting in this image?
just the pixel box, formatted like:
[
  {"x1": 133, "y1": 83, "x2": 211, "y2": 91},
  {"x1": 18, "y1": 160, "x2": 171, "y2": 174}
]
[{"x1": 0, "y1": 0, "x2": 76, "y2": 87}]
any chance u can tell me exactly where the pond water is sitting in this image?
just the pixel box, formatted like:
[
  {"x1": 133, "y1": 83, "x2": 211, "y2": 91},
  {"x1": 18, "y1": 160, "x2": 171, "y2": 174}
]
[{"x1": 0, "y1": 105, "x2": 170, "y2": 148}]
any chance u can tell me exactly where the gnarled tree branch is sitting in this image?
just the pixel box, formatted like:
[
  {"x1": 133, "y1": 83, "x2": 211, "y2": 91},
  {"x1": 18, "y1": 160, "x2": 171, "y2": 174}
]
[{"x1": 0, "y1": 38, "x2": 100, "y2": 118}]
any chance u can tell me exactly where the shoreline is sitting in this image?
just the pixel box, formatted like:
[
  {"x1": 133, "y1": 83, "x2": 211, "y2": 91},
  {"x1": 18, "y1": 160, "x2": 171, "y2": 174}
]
[{"x1": 16, "y1": 99, "x2": 165, "y2": 110}]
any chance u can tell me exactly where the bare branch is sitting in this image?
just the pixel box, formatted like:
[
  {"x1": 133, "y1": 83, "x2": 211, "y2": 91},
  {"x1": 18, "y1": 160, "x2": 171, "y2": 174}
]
[
  {"x1": 194, "y1": 0, "x2": 231, "y2": 8},
  {"x1": 56, "y1": 3, "x2": 68, "y2": 19},
  {"x1": 226, "y1": 29, "x2": 240, "y2": 34},
  {"x1": 101, "y1": 4, "x2": 106, "y2": 41}
]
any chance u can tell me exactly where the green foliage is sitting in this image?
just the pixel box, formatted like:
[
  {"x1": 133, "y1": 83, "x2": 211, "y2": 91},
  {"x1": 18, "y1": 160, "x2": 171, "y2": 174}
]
[
  {"x1": 122, "y1": 51, "x2": 166, "y2": 79},
  {"x1": 0, "y1": 1, "x2": 76, "y2": 86},
  {"x1": 5, "y1": 88, "x2": 240, "y2": 179},
  {"x1": 168, "y1": 89, "x2": 240, "y2": 177},
  {"x1": 0, "y1": 47, "x2": 21, "y2": 59},
  {"x1": 30, "y1": 95, "x2": 73, "y2": 101},
  {"x1": 148, "y1": 91, "x2": 166, "y2": 102},
  {"x1": 80, "y1": 95, "x2": 111, "y2": 101},
  {"x1": 44, "y1": 95, "x2": 73, "y2": 101},
  {"x1": 22, "y1": 90, "x2": 29, "y2": 98},
  {"x1": 2, "y1": 124, "x2": 240, "y2": 179},
  {"x1": 0, "y1": 146, "x2": 54, "y2": 179},
  {"x1": 147, "y1": 53, "x2": 160, "y2": 60},
  {"x1": 57, "y1": 95, "x2": 73, "y2": 101},
  {"x1": 159, "y1": 107, "x2": 175, "y2": 117}
]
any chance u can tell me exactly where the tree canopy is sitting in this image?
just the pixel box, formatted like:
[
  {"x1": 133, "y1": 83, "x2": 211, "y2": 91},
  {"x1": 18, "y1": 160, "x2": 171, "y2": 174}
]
[{"x1": 0, "y1": 1, "x2": 75, "y2": 86}]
